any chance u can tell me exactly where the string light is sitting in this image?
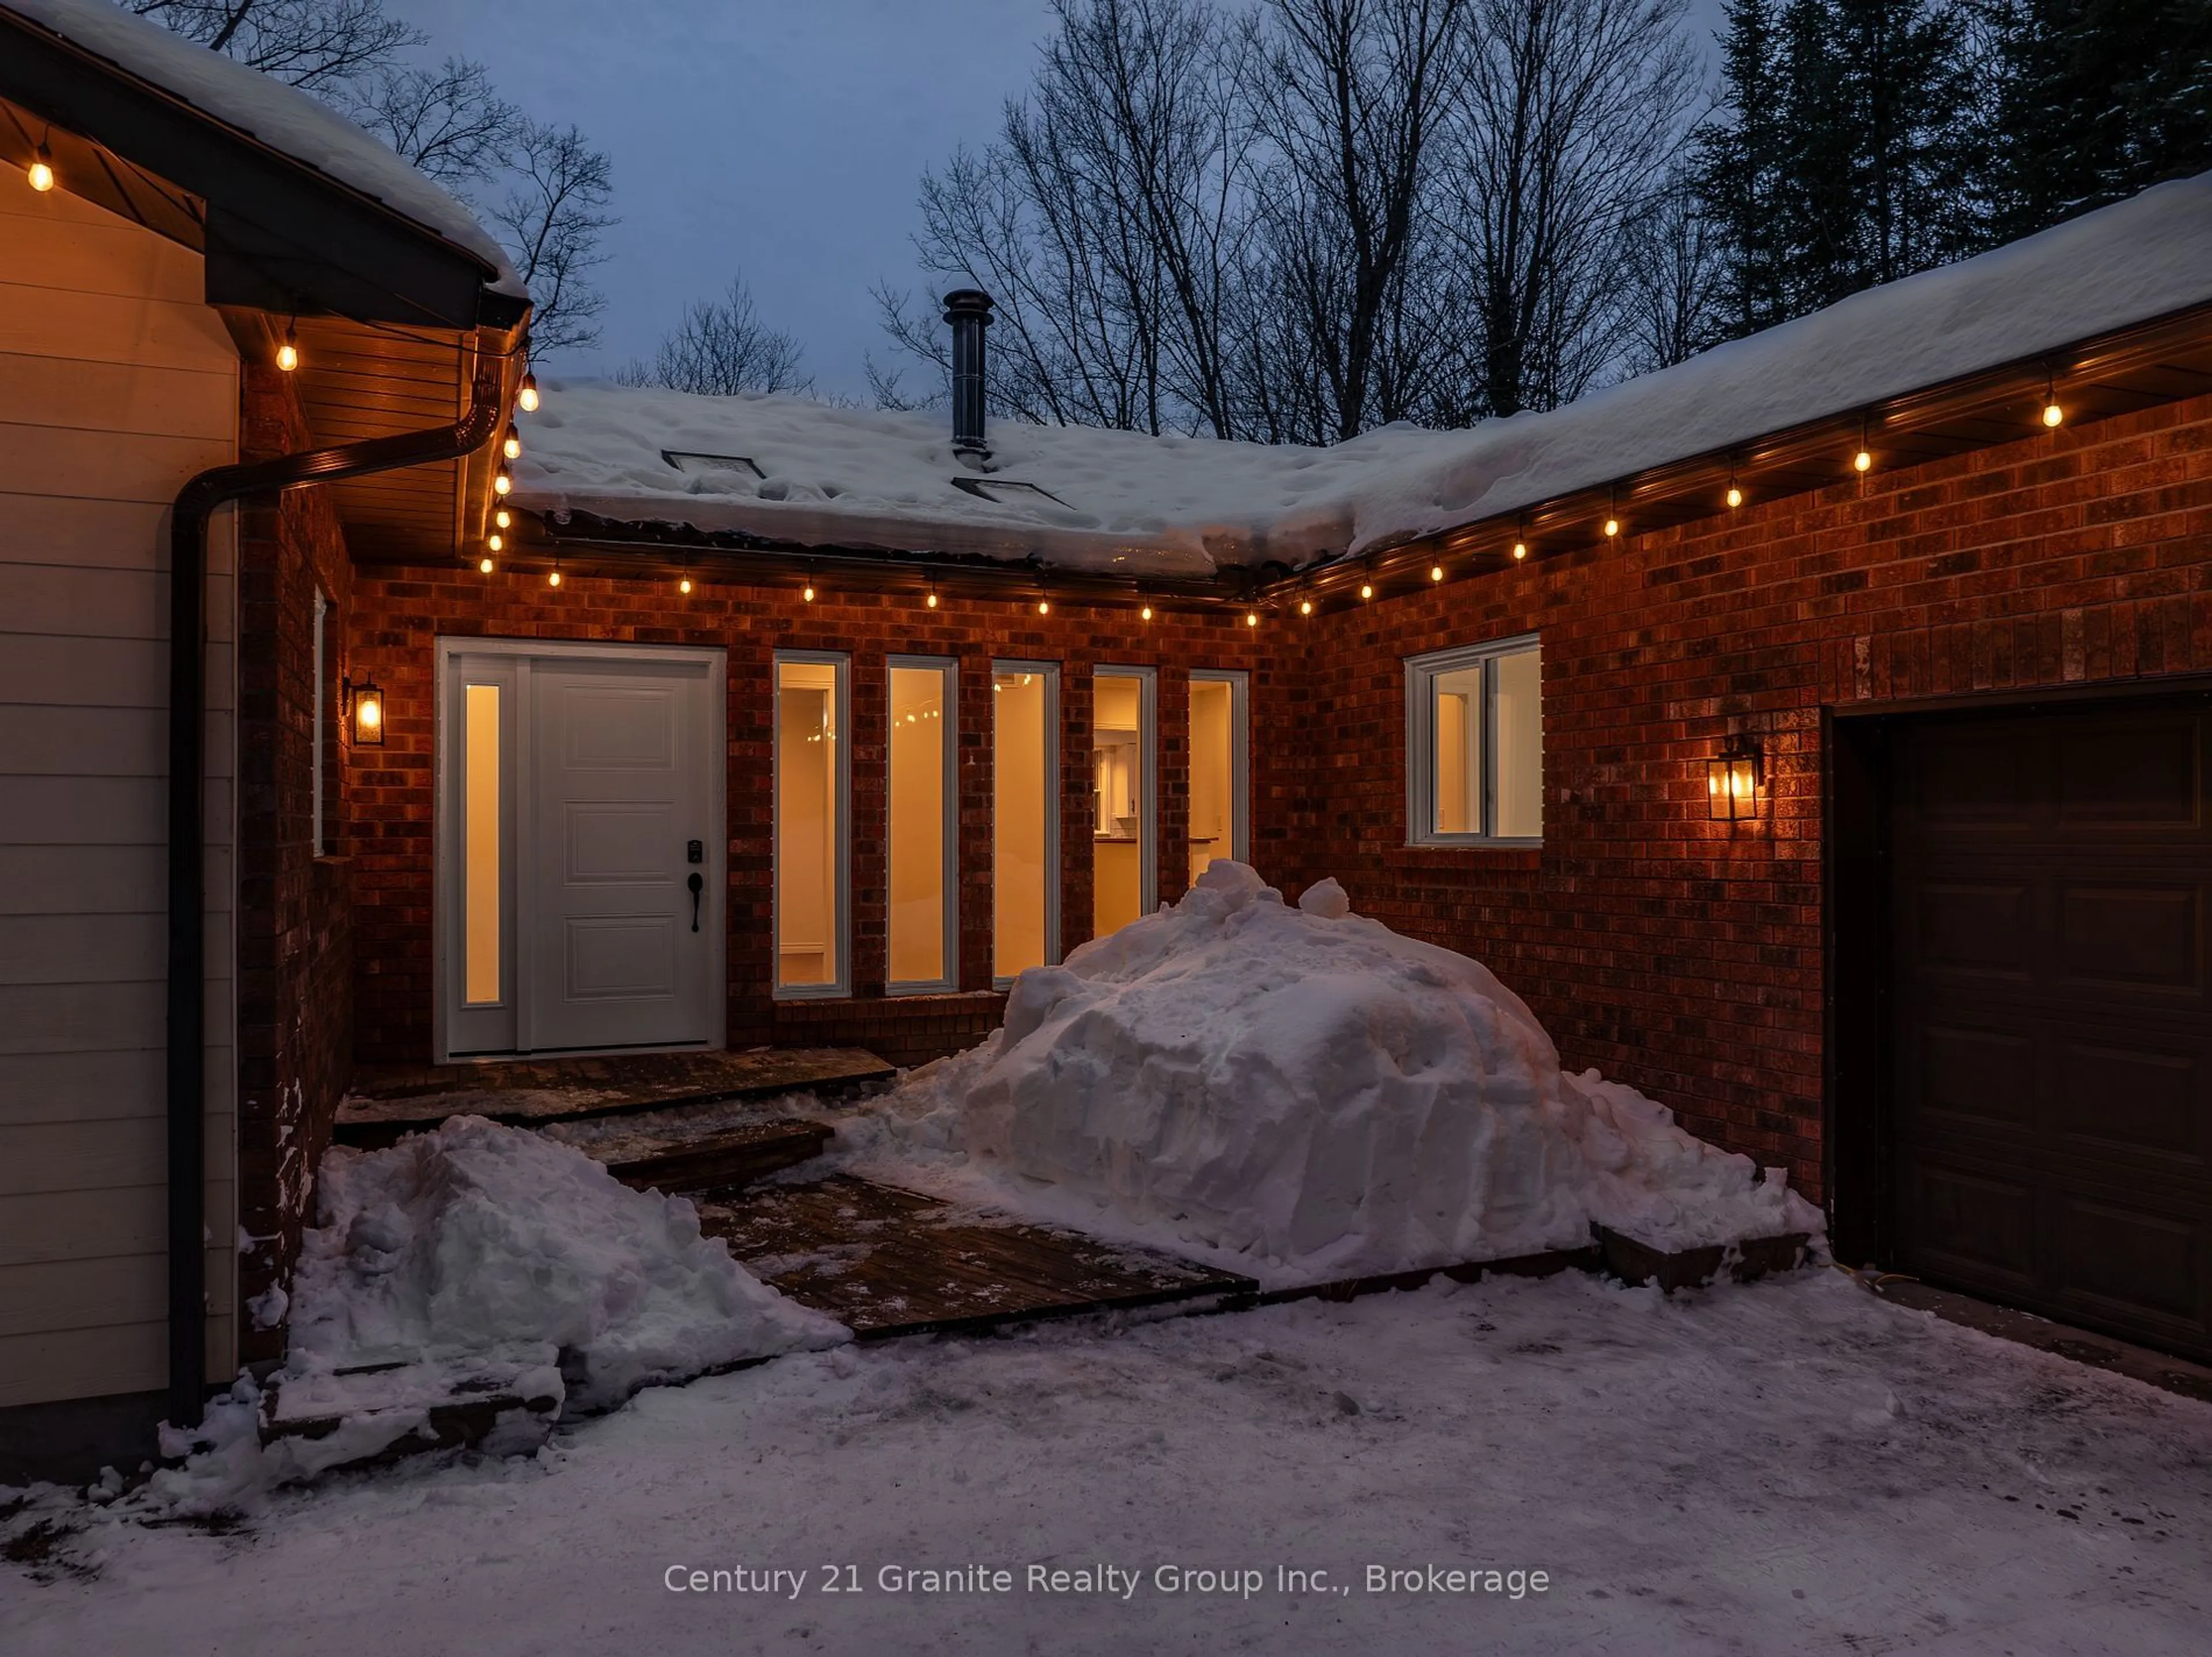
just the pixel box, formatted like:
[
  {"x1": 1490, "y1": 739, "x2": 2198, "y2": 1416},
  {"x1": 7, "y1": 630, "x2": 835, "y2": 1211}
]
[
  {"x1": 1853, "y1": 413, "x2": 1873, "y2": 473},
  {"x1": 1245, "y1": 610, "x2": 1259, "y2": 627},
  {"x1": 26, "y1": 143, "x2": 54, "y2": 193},
  {"x1": 1726, "y1": 459, "x2": 1743, "y2": 510},
  {"x1": 517, "y1": 372, "x2": 540, "y2": 413},
  {"x1": 478, "y1": 555, "x2": 494, "y2": 575},
  {"x1": 925, "y1": 585, "x2": 939, "y2": 609},
  {"x1": 276, "y1": 321, "x2": 299, "y2": 373},
  {"x1": 487, "y1": 532, "x2": 503, "y2": 553},
  {"x1": 802, "y1": 581, "x2": 815, "y2": 602},
  {"x1": 548, "y1": 563, "x2": 562, "y2": 589},
  {"x1": 678, "y1": 574, "x2": 693, "y2": 595},
  {"x1": 1139, "y1": 603, "x2": 1153, "y2": 622},
  {"x1": 1037, "y1": 597, "x2": 1051, "y2": 616},
  {"x1": 1299, "y1": 597, "x2": 1313, "y2": 616},
  {"x1": 1603, "y1": 517, "x2": 1620, "y2": 539},
  {"x1": 503, "y1": 424, "x2": 522, "y2": 461},
  {"x1": 2042, "y1": 369, "x2": 2064, "y2": 429},
  {"x1": 493, "y1": 468, "x2": 512, "y2": 496},
  {"x1": 1359, "y1": 581, "x2": 1374, "y2": 600},
  {"x1": 494, "y1": 508, "x2": 511, "y2": 530}
]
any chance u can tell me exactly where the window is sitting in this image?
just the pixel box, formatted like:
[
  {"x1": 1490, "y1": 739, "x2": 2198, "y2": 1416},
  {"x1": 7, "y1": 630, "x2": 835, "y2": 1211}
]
[
  {"x1": 1092, "y1": 667, "x2": 1157, "y2": 935},
  {"x1": 993, "y1": 661, "x2": 1059, "y2": 983},
  {"x1": 1187, "y1": 670, "x2": 1248, "y2": 881},
  {"x1": 887, "y1": 657, "x2": 956, "y2": 992},
  {"x1": 775, "y1": 652, "x2": 850, "y2": 996},
  {"x1": 1406, "y1": 635, "x2": 1541, "y2": 844}
]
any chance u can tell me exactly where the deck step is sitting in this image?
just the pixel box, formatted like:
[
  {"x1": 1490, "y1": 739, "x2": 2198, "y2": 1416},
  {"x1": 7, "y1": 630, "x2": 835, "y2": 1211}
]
[
  {"x1": 696, "y1": 1175, "x2": 1258, "y2": 1341},
  {"x1": 563, "y1": 1115, "x2": 836, "y2": 1194},
  {"x1": 335, "y1": 1047, "x2": 895, "y2": 1149}
]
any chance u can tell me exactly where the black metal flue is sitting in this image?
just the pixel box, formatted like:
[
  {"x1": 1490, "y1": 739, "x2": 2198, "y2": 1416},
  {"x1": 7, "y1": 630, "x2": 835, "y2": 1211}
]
[{"x1": 942, "y1": 288, "x2": 994, "y2": 462}]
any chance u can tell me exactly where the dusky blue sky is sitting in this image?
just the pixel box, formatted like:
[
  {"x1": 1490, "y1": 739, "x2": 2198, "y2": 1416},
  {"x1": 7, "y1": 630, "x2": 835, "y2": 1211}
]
[{"x1": 393, "y1": 1, "x2": 1724, "y2": 400}]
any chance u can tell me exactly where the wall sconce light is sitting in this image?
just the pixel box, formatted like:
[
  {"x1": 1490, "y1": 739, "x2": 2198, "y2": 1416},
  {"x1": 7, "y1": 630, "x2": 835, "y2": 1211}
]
[
  {"x1": 344, "y1": 675, "x2": 385, "y2": 747},
  {"x1": 1707, "y1": 735, "x2": 1761, "y2": 822}
]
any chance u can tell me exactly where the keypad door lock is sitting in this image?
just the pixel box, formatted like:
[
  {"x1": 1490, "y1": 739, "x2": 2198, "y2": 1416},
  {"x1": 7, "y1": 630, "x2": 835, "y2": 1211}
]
[{"x1": 687, "y1": 839, "x2": 703, "y2": 864}]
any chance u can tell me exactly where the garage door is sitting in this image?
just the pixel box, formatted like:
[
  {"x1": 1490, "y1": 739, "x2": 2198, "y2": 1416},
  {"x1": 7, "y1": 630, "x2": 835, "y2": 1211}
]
[{"x1": 1890, "y1": 697, "x2": 2212, "y2": 1363}]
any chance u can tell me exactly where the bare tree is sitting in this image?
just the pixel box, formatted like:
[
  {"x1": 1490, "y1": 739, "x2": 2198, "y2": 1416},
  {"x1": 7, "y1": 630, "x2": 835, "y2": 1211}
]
[
  {"x1": 1241, "y1": 0, "x2": 1474, "y2": 441},
  {"x1": 1619, "y1": 168, "x2": 1725, "y2": 372},
  {"x1": 128, "y1": 0, "x2": 419, "y2": 90},
  {"x1": 487, "y1": 120, "x2": 616, "y2": 355},
  {"x1": 617, "y1": 275, "x2": 812, "y2": 396},
  {"x1": 345, "y1": 57, "x2": 517, "y2": 187},
  {"x1": 1450, "y1": 0, "x2": 1699, "y2": 415}
]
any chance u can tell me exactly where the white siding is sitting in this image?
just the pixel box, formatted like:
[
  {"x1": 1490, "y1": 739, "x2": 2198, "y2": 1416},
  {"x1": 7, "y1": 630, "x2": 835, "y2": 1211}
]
[{"x1": 0, "y1": 173, "x2": 239, "y2": 1410}]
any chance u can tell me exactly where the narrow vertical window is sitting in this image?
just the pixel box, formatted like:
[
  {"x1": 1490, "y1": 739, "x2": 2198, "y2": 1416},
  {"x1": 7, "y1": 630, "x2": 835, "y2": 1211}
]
[
  {"x1": 775, "y1": 653, "x2": 849, "y2": 995},
  {"x1": 888, "y1": 657, "x2": 956, "y2": 990},
  {"x1": 463, "y1": 682, "x2": 502, "y2": 1004},
  {"x1": 1092, "y1": 667, "x2": 1156, "y2": 936},
  {"x1": 993, "y1": 663, "x2": 1059, "y2": 982},
  {"x1": 1406, "y1": 635, "x2": 1542, "y2": 846},
  {"x1": 1187, "y1": 671, "x2": 1248, "y2": 881}
]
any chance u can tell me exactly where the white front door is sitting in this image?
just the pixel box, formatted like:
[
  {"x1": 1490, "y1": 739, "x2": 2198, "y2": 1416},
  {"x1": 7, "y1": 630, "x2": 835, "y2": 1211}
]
[{"x1": 441, "y1": 642, "x2": 722, "y2": 1060}]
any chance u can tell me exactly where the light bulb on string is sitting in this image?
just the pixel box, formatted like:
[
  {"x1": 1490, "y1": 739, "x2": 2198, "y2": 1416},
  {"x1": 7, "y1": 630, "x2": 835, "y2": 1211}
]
[
  {"x1": 1359, "y1": 581, "x2": 1374, "y2": 600},
  {"x1": 494, "y1": 469, "x2": 512, "y2": 497},
  {"x1": 1512, "y1": 541, "x2": 1528, "y2": 561},
  {"x1": 548, "y1": 564, "x2": 562, "y2": 589},
  {"x1": 517, "y1": 372, "x2": 539, "y2": 413},
  {"x1": 1245, "y1": 611, "x2": 1259, "y2": 627},
  {"x1": 2042, "y1": 369, "x2": 2064, "y2": 428},
  {"x1": 925, "y1": 585, "x2": 939, "y2": 609},
  {"x1": 495, "y1": 508, "x2": 510, "y2": 531},
  {"x1": 487, "y1": 533, "x2": 503, "y2": 553},
  {"x1": 679, "y1": 574, "x2": 693, "y2": 595},
  {"x1": 1300, "y1": 597, "x2": 1313, "y2": 616},
  {"x1": 276, "y1": 321, "x2": 299, "y2": 373},
  {"x1": 1037, "y1": 597, "x2": 1051, "y2": 616},
  {"x1": 479, "y1": 555, "x2": 494, "y2": 576},
  {"x1": 1139, "y1": 603, "x2": 1153, "y2": 622},
  {"x1": 802, "y1": 581, "x2": 815, "y2": 602},
  {"x1": 27, "y1": 144, "x2": 54, "y2": 193},
  {"x1": 1603, "y1": 517, "x2": 1620, "y2": 539},
  {"x1": 503, "y1": 425, "x2": 522, "y2": 461},
  {"x1": 1853, "y1": 413, "x2": 1873, "y2": 474}
]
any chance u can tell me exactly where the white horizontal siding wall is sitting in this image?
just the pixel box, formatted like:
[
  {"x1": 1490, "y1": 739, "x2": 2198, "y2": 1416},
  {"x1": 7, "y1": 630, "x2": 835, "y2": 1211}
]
[{"x1": 0, "y1": 173, "x2": 239, "y2": 1410}]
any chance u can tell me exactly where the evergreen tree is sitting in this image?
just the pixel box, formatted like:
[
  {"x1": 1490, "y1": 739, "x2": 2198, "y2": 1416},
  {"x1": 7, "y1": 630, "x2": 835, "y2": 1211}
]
[
  {"x1": 1695, "y1": 0, "x2": 1793, "y2": 335},
  {"x1": 1984, "y1": 0, "x2": 2212, "y2": 238}
]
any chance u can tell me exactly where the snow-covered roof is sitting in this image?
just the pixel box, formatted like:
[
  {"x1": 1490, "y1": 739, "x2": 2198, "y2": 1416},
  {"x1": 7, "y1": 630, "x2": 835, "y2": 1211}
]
[
  {"x1": 516, "y1": 170, "x2": 2212, "y2": 576},
  {"x1": 3, "y1": 0, "x2": 522, "y2": 297}
]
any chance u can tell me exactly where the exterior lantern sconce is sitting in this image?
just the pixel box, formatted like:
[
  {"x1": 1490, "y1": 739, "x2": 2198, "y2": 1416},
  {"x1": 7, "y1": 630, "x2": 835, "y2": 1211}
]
[
  {"x1": 1707, "y1": 736, "x2": 1761, "y2": 822},
  {"x1": 344, "y1": 675, "x2": 385, "y2": 747}
]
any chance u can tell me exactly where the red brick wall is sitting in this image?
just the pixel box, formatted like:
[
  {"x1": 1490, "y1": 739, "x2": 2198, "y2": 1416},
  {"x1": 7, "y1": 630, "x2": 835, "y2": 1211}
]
[
  {"x1": 233, "y1": 365, "x2": 357, "y2": 1366},
  {"x1": 341, "y1": 581, "x2": 1271, "y2": 1066},
  {"x1": 1281, "y1": 391, "x2": 2212, "y2": 1202},
  {"x1": 337, "y1": 389, "x2": 2212, "y2": 1210}
]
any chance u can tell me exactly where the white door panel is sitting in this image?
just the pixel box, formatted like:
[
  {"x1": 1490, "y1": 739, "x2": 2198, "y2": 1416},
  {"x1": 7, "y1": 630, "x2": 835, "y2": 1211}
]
[{"x1": 441, "y1": 646, "x2": 721, "y2": 1059}]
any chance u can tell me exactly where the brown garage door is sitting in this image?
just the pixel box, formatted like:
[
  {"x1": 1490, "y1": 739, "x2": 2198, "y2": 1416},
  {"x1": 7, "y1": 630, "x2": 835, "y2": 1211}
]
[{"x1": 1890, "y1": 697, "x2": 2212, "y2": 1363}]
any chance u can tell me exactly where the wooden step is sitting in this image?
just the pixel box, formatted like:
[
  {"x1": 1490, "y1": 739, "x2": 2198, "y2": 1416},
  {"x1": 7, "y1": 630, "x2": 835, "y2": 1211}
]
[
  {"x1": 336, "y1": 1047, "x2": 895, "y2": 1149},
  {"x1": 571, "y1": 1116, "x2": 835, "y2": 1194},
  {"x1": 696, "y1": 1175, "x2": 1258, "y2": 1341}
]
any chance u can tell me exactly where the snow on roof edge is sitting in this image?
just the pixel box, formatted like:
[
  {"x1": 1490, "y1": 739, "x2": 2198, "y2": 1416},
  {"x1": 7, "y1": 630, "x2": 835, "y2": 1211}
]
[
  {"x1": 3, "y1": 0, "x2": 524, "y2": 300},
  {"x1": 513, "y1": 171, "x2": 2212, "y2": 580}
]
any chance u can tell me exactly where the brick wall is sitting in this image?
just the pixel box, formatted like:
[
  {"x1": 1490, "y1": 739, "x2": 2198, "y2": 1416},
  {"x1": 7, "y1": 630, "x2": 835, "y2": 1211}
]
[
  {"x1": 341, "y1": 581, "x2": 1271, "y2": 1066},
  {"x1": 233, "y1": 364, "x2": 357, "y2": 1367},
  {"x1": 1279, "y1": 391, "x2": 2212, "y2": 1202},
  {"x1": 337, "y1": 389, "x2": 2212, "y2": 1208}
]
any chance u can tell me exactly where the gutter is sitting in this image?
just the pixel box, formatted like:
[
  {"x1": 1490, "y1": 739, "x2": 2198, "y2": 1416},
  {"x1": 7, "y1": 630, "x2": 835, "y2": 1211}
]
[{"x1": 166, "y1": 362, "x2": 503, "y2": 1431}]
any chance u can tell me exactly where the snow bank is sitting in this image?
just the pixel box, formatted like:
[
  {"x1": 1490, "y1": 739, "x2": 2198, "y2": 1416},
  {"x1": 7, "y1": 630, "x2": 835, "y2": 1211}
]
[
  {"x1": 286, "y1": 1117, "x2": 847, "y2": 1412},
  {"x1": 867, "y1": 862, "x2": 1819, "y2": 1284},
  {"x1": 513, "y1": 171, "x2": 2212, "y2": 574}
]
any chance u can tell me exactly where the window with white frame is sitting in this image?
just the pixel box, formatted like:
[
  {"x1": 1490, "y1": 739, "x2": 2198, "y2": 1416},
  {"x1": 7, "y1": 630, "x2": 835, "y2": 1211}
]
[{"x1": 1405, "y1": 634, "x2": 1541, "y2": 844}]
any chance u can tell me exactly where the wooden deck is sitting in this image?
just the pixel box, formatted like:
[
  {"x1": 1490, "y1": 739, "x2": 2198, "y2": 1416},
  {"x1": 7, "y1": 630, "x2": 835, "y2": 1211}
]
[
  {"x1": 698, "y1": 1175, "x2": 1257, "y2": 1340},
  {"x1": 335, "y1": 1047, "x2": 896, "y2": 1147}
]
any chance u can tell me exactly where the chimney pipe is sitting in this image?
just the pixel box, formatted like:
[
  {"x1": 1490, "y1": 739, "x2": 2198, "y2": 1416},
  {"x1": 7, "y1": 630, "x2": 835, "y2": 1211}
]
[{"x1": 943, "y1": 288, "x2": 994, "y2": 464}]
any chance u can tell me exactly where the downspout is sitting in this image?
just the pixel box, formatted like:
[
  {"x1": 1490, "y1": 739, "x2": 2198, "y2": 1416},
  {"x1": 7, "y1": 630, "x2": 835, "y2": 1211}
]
[{"x1": 166, "y1": 362, "x2": 503, "y2": 1430}]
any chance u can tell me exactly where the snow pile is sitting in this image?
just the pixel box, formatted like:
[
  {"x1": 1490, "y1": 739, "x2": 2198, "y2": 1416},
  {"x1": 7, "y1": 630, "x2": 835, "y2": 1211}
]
[
  {"x1": 513, "y1": 171, "x2": 2212, "y2": 574},
  {"x1": 285, "y1": 1117, "x2": 847, "y2": 1412},
  {"x1": 869, "y1": 862, "x2": 1820, "y2": 1284}
]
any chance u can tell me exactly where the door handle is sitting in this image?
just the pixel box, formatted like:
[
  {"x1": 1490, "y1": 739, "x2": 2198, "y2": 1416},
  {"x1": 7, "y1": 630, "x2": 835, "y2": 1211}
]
[{"x1": 687, "y1": 871, "x2": 703, "y2": 932}]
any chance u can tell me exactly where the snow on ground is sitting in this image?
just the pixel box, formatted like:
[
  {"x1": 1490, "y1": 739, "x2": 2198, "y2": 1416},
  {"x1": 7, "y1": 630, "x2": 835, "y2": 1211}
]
[
  {"x1": 135, "y1": 1119, "x2": 847, "y2": 1515},
  {"x1": 5, "y1": 1270, "x2": 2209, "y2": 1655},
  {"x1": 513, "y1": 170, "x2": 2212, "y2": 573},
  {"x1": 836, "y1": 864, "x2": 1819, "y2": 1288}
]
